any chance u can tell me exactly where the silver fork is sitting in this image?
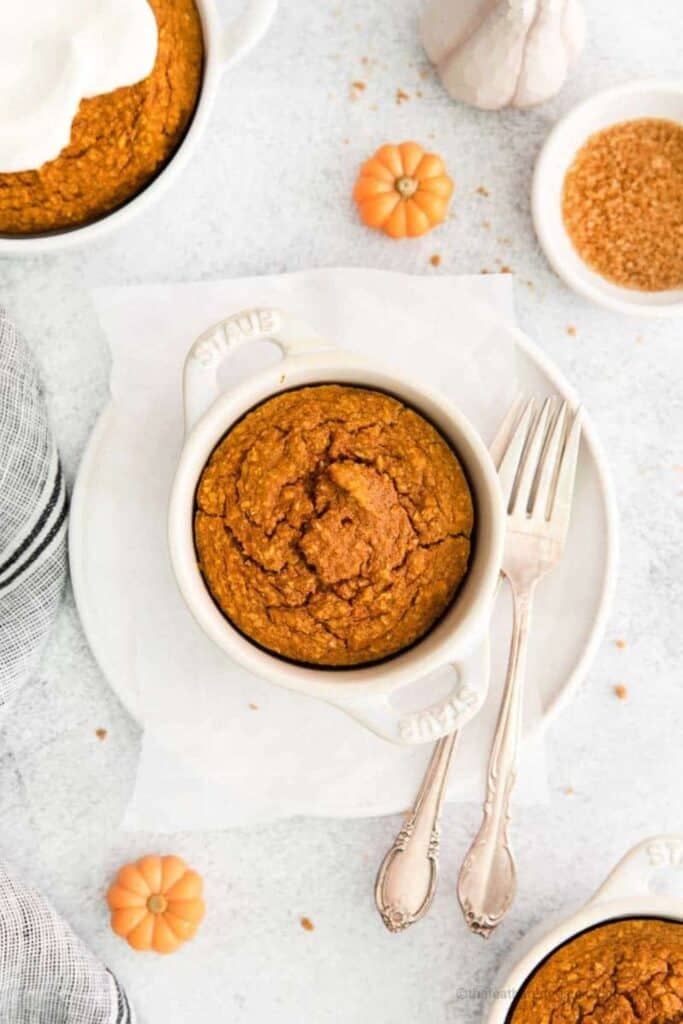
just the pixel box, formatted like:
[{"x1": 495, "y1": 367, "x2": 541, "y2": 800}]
[
  {"x1": 457, "y1": 396, "x2": 582, "y2": 938},
  {"x1": 374, "y1": 397, "x2": 555, "y2": 934}
]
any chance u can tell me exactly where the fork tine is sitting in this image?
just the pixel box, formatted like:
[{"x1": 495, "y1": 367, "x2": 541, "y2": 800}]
[
  {"x1": 511, "y1": 397, "x2": 553, "y2": 515},
  {"x1": 489, "y1": 394, "x2": 525, "y2": 469},
  {"x1": 497, "y1": 398, "x2": 536, "y2": 510},
  {"x1": 531, "y1": 400, "x2": 568, "y2": 520},
  {"x1": 550, "y1": 406, "x2": 582, "y2": 539}
]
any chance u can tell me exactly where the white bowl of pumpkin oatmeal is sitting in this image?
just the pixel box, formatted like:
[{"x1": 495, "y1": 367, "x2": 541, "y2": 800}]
[{"x1": 533, "y1": 80, "x2": 683, "y2": 317}]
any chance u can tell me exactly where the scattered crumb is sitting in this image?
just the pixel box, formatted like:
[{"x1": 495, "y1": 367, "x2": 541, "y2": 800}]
[
  {"x1": 614, "y1": 684, "x2": 629, "y2": 701},
  {"x1": 615, "y1": 639, "x2": 627, "y2": 650},
  {"x1": 565, "y1": 786, "x2": 575, "y2": 796},
  {"x1": 524, "y1": 279, "x2": 535, "y2": 290},
  {"x1": 430, "y1": 253, "x2": 441, "y2": 267},
  {"x1": 352, "y1": 80, "x2": 366, "y2": 91},
  {"x1": 482, "y1": 220, "x2": 491, "y2": 229},
  {"x1": 300, "y1": 917, "x2": 315, "y2": 932},
  {"x1": 350, "y1": 80, "x2": 366, "y2": 101},
  {"x1": 498, "y1": 236, "x2": 511, "y2": 246},
  {"x1": 475, "y1": 185, "x2": 490, "y2": 197},
  {"x1": 480, "y1": 268, "x2": 491, "y2": 274},
  {"x1": 419, "y1": 67, "x2": 432, "y2": 80},
  {"x1": 95, "y1": 728, "x2": 107, "y2": 741},
  {"x1": 279, "y1": 373, "x2": 286, "y2": 384},
  {"x1": 248, "y1": 702, "x2": 259, "y2": 711},
  {"x1": 342, "y1": 138, "x2": 349, "y2": 145},
  {"x1": 500, "y1": 265, "x2": 513, "y2": 274},
  {"x1": 396, "y1": 88, "x2": 410, "y2": 104},
  {"x1": 416, "y1": 89, "x2": 423, "y2": 98},
  {"x1": 567, "y1": 325, "x2": 577, "y2": 337}
]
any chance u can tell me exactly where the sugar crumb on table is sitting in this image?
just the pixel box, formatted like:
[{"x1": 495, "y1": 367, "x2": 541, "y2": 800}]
[
  {"x1": 567, "y1": 325, "x2": 577, "y2": 337},
  {"x1": 475, "y1": 185, "x2": 490, "y2": 197},
  {"x1": 300, "y1": 917, "x2": 315, "y2": 932},
  {"x1": 614, "y1": 684, "x2": 629, "y2": 700},
  {"x1": 396, "y1": 89, "x2": 410, "y2": 104},
  {"x1": 429, "y1": 253, "x2": 441, "y2": 267},
  {"x1": 615, "y1": 638, "x2": 627, "y2": 649},
  {"x1": 95, "y1": 728, "x2": 107, "y2": 741}
]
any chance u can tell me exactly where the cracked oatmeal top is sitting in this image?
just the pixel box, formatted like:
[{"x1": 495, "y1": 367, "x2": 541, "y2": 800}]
[
  {"x1": 194, "y1": 384, "x2": 474, "y2": 667},
  {"x1": 0, "y1": 0, "x2": 203, "y2": 236},
  {"x1": 510, "y1": 918, "x2": 683, "y2": 1024}
]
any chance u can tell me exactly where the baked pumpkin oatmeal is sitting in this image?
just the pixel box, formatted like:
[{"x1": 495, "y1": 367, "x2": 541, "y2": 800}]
[
  {"x1": 0, "y1": 0, "x2": 203, "y2": 236},
  {"x1": 510, "y1": 918, "x2": 683, "y2": 1024},
  {"x1": 194, "y1": 385, "x2": 474, "y2": 667}
]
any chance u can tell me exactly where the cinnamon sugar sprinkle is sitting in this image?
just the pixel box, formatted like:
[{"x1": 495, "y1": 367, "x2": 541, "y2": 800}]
[{"x1": 562, "y1": 118, "x2": 683, "y2": 291}]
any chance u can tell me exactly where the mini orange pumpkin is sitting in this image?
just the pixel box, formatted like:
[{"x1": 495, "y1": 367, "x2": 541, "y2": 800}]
[
  {"x1": 353, "y1": 141, "x2": 454, "y2": 238},
  {"x1": 106, "y1": 855, "x2": 205, "y2": 954}
]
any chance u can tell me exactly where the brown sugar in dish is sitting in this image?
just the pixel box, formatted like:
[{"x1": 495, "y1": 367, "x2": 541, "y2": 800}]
[
  {"x1": 0, "y1": 0, "x2": 203, "y2": 236},
  {"x1": 562, "y1": 118, "x2": 683, "y2": 291},
  {"x1": 510, "y1": 918, "x2": 683, "y2": 1024},
  {"x1": 194, "y1": 385, "x2": 474, "y2": 667}
]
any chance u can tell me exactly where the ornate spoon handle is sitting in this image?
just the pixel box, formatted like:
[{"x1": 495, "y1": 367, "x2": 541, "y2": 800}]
[
  {"x1": 457, "y1": 584, "x2": 533, "y2": 937},
  {"x1": 375, "y1": 730, "x2": 459, "y2": 932}
]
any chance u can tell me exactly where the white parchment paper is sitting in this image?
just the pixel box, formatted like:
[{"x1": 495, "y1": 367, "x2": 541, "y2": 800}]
[{"x1": 86, "y1": 269, "x2": 547, "y2": 830}]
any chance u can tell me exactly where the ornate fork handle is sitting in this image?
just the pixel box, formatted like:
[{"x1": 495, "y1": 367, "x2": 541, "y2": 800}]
[
  {"x1": 457, "y1": 581, "x2": 534, "y2": 938},
  {"x1": 375, "y1": 730, "x2": 459, "y2": 932}
]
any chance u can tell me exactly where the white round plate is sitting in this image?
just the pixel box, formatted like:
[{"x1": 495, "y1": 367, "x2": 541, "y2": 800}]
[{"x1": 69, "y1": 328, "x2": 617, "y2": 819}]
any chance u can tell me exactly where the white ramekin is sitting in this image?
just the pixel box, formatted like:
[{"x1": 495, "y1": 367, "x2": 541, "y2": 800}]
[
  {"x1": 487, "y1": 835, "x2": 683, "y2": 1023},
  {"x1": 533, "y1": 79, "x2": 683, "y2": 317},
  {"x1": 0, "y1": 0, "x2": 278, "y2": 256},
  {"x1": 168, "y1": 308, "x2": 504, "y2": 745}
]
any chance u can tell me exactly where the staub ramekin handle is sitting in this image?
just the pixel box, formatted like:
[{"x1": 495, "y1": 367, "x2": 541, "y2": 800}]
[
  {"x1": 183, "y1": 308, "x2": 333, "y2": 432},
  {"x1": 591, "y1": 835, "x2": 683, "y2": 905},
  {"x1": 335, "y1": 648, "x2": 487, "y2": 746},
  {"x1": 220, "y1": 0, "x2": 278, "y2": 70}
]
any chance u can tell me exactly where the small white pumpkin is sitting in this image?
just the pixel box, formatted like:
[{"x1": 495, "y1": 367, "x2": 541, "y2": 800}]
[{"x1": 421, "y1": 0, "x2": 585, "y2": 110}]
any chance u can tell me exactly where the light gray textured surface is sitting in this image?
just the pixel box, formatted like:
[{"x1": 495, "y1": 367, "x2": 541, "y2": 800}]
[{"x1": 1, "y1": 2, "x2": 682, "y2": 1022}]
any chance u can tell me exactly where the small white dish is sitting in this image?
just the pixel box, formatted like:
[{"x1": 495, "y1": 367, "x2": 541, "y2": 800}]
[
  {"x1": 487, "y1": 835, "x2": 683, "y2": 1023},
  {"x1": 0, "y1": 0, "x2": 278, "y2": 256},
  {"x1": 168, "y1": 309, "x2": 504, "y2": 746},
  {"x1": 533, "y1": 79, "x2": 683, "y2": 317}
]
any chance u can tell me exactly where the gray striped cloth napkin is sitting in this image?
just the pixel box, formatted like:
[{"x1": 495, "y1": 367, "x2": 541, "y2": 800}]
[
  {"x1": 0, "y1": 306, "x2": 67, "y2": 714},
  {"x1": 0, "y1": 309, "x2": 133, "y2": 1022},
  {"x1": 0, "y1": 861, "x2": 134, "y2": 1024}
]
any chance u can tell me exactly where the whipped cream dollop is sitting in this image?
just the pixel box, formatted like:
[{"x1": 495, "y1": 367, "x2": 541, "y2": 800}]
[{"x1": 0, "y1": 0, "x2": 158, "y2": 173}]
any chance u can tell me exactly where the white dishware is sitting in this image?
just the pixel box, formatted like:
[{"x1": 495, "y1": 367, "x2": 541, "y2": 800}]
[
  {"x1": 533, "y1": 79, "x2": 683, "y2": 317},
  {"x1": 487, "y1": 835, "x2": 683, "y2": 1024},
  {"x1": 168, "y1": 308, "x2": 505, "y2": 745},
  {"x1": 69, "y1": 277, "x2": 616, "y2": 821},
  {"x1": 0, "y1": 0, "x2": 278, "y2": 256}
]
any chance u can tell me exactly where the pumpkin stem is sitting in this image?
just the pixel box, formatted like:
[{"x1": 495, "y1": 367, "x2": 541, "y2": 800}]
[
  {"x1": 395, "y1": 175, "x2": 418, "y2": 199},
  {"x1": 147, "y1": 893, "x2": 168, "y2": 915}
]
